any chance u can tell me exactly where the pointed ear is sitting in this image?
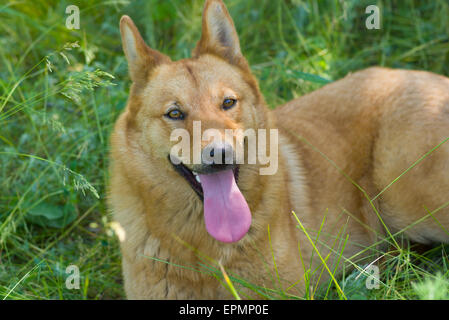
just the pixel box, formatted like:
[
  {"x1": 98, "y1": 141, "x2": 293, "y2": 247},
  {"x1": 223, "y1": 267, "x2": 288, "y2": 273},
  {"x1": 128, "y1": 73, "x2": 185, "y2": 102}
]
[
  {"x1": 193, "y1": 0, "x2": 247, "y2": 68},
  {"x1": 120, "y1": 15, "x2": 170, "y2": 84}
]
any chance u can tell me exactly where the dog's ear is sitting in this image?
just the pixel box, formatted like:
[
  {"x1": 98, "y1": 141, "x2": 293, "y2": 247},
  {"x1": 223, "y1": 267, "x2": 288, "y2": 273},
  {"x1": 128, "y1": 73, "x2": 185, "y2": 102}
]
[
  {"x1": 193, "y1": 0, "x2": 248, "y2": 70},
  {"x1": 120, "y1": 15, "x2": 171, "y2": 84}
]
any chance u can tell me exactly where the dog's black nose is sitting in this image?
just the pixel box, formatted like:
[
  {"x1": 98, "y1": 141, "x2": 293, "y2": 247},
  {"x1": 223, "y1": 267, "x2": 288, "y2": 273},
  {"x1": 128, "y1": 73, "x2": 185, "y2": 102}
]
[{"x1": 202, "y1": 141, "x2": 234, "y2": 166}]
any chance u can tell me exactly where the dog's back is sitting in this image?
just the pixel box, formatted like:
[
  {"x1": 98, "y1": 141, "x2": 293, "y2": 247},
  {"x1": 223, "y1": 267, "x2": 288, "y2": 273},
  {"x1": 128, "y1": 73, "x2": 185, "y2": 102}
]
[{"x1": 276, "y1": 67, "x2": 449, "y2": 244}]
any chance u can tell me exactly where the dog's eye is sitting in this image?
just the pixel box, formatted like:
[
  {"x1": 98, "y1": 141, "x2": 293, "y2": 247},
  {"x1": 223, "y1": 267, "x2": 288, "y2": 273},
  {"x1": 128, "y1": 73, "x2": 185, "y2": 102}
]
[
  {"x1": 166, "y1": 109, "x2": 185, "y2": 120},
  {"x1": 222, "y1": 98, "x2": 237, "y2": 110}
]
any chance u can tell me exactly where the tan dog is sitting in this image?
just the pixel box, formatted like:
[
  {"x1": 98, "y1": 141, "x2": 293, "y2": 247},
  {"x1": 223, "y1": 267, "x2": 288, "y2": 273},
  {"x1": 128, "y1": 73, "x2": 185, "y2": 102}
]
[{"x1": 109, "y1": 0, "x2": 449, "y2": 299}]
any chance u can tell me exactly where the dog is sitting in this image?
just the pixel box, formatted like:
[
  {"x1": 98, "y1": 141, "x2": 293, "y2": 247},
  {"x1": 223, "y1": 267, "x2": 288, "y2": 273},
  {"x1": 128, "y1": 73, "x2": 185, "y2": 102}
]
[{"x1": 108, "y1": 0, "x2": 449, "y2": 299}]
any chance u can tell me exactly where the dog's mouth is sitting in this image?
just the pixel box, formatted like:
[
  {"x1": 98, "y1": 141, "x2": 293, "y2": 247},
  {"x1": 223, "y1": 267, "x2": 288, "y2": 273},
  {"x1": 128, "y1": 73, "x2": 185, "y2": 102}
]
[
  {"x1": 169, "y1": 158, "x2": 240, "y2": 201},
  {"x1": 169, "y1": 156, "x2": 251, "y2": 243}
]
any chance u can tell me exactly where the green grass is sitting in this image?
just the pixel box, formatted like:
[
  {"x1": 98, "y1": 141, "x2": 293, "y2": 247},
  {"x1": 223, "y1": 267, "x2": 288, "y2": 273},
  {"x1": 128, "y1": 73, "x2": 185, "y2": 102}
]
[{"x1": 1, "y1": 0, "x2": 449, "y2": 299}]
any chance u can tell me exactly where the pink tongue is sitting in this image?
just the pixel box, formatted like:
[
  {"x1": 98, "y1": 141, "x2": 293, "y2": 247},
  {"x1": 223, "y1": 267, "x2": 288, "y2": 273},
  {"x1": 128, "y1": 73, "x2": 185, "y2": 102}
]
[{"x1": 199, "y1": 170, "x2": 251, "y2": 243}]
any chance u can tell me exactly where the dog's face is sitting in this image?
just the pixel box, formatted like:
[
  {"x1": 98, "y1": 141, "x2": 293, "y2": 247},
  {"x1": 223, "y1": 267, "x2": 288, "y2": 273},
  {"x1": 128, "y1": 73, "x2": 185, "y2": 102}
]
[
  {"x1": 119, "y1": 0, "x2": 269, "y2": 244},
  {"x1": 128, "y1": 55, "x2": 261, "y2": 166}
]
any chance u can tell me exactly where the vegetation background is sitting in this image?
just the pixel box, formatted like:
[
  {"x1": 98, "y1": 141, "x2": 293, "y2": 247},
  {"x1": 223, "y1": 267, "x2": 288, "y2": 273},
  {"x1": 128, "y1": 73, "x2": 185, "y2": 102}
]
[{"x1": 1, "y1": 0, "x2": 448, "y2": 299}]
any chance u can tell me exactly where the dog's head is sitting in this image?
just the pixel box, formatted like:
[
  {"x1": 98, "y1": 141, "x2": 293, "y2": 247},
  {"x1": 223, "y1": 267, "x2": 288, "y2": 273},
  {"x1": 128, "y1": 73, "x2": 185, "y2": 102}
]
[{"x1": 118, "y1": 0, "x2": 275, "y2": 244}]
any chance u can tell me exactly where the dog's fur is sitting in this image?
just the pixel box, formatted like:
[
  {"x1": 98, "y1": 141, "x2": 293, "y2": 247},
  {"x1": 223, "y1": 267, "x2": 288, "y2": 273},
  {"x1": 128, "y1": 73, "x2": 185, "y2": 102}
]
[{"x1": 109, "y1": 0, "x2": 449, "y2": 299}]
